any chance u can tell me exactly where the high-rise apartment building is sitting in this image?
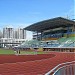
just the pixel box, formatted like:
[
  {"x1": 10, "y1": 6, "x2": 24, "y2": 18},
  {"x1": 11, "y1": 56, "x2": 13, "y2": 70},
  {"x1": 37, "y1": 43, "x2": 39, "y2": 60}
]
[
  {"x1": 0, "y1": 30, "x2": 3, "y2": 38},
  {"x1": 14, "y1": 28, "x2": 26, "y2": 39},
  {"x1": 3, "y1": 27, "x2": 26, "y2": 39},
  {"x1": 3, "y1": 27, "x2": 14, "y2": 38},
  {"x1": 1, "y1": 27, "x2": 26, "y2": 47}
]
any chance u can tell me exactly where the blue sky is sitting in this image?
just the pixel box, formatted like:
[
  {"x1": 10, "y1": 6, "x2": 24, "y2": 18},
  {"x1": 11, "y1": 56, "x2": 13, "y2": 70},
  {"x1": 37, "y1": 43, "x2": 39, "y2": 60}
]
[{"x1": 0, "y1": 0, "x2": 74, "y2": 39}]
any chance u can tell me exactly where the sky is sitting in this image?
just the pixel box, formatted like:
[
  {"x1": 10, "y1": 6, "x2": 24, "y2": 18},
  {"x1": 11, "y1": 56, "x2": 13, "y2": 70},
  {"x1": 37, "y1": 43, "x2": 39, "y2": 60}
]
[{"x1": 0, "y1": 0, "x2": 74, "y2": 40}]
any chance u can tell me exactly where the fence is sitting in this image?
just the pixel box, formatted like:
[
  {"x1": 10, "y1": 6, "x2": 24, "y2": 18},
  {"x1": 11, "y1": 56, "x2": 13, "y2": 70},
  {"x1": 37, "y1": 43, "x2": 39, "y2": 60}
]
[{"x1": 45, "y1": 61, "x2": 75, "y2": 75}]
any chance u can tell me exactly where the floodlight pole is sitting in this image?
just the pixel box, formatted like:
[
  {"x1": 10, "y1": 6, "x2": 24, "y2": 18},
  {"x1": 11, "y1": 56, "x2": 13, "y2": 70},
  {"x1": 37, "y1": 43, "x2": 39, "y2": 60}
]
[{"x1": 72, "y1": 19, "x2": 75, "y2": 32}]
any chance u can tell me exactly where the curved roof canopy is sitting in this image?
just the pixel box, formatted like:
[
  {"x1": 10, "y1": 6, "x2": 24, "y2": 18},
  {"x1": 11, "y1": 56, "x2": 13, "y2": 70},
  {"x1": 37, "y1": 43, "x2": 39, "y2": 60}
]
[{"x1": 24, "y1": 17, "x2": 75, "y2": 32}]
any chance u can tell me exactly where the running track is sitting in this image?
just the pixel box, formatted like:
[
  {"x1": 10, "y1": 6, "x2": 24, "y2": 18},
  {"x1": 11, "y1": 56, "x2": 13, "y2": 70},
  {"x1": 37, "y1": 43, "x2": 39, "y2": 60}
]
[{"x1": 0, "y1": 52, "x2": 75, "y2": 75}]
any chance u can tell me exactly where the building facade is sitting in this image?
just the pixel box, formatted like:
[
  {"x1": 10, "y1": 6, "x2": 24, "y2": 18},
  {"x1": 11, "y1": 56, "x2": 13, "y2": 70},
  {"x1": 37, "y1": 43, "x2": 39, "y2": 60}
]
[
  {"x1": 3, "y1": 27, "x2": 26, "y2": 39},
  {"x1": 15, "y1": 28, "x2": 26, "y2": 39},
  {"x1": 1, "y1": 27, "x2": 26, "y2": 48},
  {"x1": 3, "y1": 27, "x2": 14, "y2": 38}
]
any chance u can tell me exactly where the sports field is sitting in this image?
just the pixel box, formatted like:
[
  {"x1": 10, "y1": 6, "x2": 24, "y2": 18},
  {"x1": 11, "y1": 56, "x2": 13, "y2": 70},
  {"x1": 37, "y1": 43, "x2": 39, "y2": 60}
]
[
  {"x1": 0, "y1": 48, "x2": 47, "y2": 55},
  {"x1": 0, "y1": 48, "x2": 15, "y2": 54}
]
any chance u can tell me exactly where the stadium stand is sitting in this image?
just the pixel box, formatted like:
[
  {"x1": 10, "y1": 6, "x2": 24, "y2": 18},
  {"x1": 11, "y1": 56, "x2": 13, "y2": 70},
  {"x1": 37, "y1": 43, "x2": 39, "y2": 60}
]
[
  {"x1": 17, "y1": 17, "x2": 75, "y2": 52},
  {"x1": 18, "y1": 36, "x2": 75, "y2": 48}
]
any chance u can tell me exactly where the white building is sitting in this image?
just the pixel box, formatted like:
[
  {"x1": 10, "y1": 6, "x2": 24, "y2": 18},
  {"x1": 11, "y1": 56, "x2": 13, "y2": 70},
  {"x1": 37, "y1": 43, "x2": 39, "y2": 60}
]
[
  {"x1": 33, "y1": 32, "x2": 41, "y2": 40},
  {"x1": 0, "y1": 38, "x2": 26, "y2": 48},
  {"x1": 3, "y1": 27, "x2": 14, "y2": 38},
  {"x1": 3, "y1": 27, "x2": 26, "y2": 39},
  {"x1": 0, "y1": 27, "x2": 26, "y2": 48},
  {"x1": 0, "y1": 30, "x2": 3, "y2": 38},
  {"x1": 15, "y1": 28, "x2": 26, "y2": 39}
]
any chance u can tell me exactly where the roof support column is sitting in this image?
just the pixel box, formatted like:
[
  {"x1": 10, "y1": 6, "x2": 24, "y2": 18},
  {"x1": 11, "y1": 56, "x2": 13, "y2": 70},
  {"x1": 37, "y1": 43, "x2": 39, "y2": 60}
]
[
  {"x1": 40, "y1": 32, "x2": 42, "y2": 40},
  {"x1": 73, "y1": 23, "x2": 75, "y2": 32},
  {"x1": 67, "y1": 25, "x2": 70, "y2": 38},
  {"x1": 37, "y1": 31, "x2": 38, "y2": 40}
]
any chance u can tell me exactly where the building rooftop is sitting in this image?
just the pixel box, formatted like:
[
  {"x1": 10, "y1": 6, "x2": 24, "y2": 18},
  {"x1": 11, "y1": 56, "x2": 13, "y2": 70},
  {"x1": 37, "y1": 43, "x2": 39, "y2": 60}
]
[{"x1": 24, "y1": 17, "x2": 75, "y2": 32}]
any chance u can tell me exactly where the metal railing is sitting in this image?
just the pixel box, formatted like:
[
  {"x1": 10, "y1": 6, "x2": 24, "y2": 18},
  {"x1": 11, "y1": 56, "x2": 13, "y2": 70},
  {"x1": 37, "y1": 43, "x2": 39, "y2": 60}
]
[
  {"x1": 45, "y1": 61, "x2": 75, "y2": 75},
  {"x1": 53, "y1": 64, "x2": 75, "y2": 75}
]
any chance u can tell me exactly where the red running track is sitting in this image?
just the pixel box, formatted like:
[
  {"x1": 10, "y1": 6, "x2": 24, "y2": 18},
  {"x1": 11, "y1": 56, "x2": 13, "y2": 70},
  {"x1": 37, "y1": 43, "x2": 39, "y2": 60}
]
[
  {"x1": 0, "y1": 52, "x2": 75, "y2": 75},
  {"x1": 0, "y1": 54, "x2": 55, "y2": 64}
]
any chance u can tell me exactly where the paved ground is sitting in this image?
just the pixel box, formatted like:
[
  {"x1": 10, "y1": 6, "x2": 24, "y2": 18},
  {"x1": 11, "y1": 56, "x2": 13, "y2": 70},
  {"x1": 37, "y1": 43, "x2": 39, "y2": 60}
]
[{"x1": 0, "y1": 52, "x2": 75, "y2": 75}]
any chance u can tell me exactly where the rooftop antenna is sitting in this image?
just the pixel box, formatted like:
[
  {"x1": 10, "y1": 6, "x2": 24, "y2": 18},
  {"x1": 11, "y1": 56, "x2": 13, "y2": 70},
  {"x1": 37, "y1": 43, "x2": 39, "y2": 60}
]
[
  {"x1": 66, "y1": 15, "x2": 70, "y2": 19},
  {"x1": 63, "y1": 15, "x2": 70, "y2": 19},
  {"x1": 65, "y1": 15, "x2": 75, "y2": 21}
]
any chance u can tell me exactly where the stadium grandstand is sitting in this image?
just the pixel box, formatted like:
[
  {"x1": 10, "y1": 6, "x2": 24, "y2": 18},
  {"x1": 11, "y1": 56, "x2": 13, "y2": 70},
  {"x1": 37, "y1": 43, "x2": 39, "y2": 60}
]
[
  {"x1": 23, "y1": 17, "x2": 75, "y2": 52},
  {"x1": 24, "y1": 17, "x2": 74, "y2": 40}
]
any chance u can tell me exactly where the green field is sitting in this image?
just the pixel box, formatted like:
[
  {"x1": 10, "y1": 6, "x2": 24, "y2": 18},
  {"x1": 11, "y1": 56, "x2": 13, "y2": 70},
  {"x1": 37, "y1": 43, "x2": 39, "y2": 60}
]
[
  {"x1": 0, "y1": 49, "x2": 15, "y2": 54},
  {"x1": 20, "y1": 51, "x2": 47, "y2": 55},
  {"x1": 0, "y1": 48, "x2": 47, "y2": 55}
]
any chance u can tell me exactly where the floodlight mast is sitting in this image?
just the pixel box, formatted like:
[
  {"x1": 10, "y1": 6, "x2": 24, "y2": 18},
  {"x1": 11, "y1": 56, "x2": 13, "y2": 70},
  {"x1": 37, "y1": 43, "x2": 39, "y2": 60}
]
[{"x1": 66, "y1": 15, "x2": 75, "y2": 21}]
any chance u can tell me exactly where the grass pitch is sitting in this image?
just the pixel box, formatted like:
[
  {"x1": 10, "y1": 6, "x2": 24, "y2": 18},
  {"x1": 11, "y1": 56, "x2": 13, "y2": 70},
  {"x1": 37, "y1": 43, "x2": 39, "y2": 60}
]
[
  {"x1": 0, "y1": 48, "x2": 47, "y2": 55},
  {"x1": 0, "y1": 48, "x2": 15, "y2": 54},
  {"x1": 20, "y1": 51, "x2": 47, "y2": 55}
]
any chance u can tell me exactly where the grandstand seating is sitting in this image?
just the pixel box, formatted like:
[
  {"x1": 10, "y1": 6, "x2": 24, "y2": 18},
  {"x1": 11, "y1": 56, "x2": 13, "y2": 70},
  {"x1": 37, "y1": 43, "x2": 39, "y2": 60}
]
[
  {"x1": 69, "y1": 43, "x2": 75, "y2": 47},
  {"x1": 58, "y1": 37, "x2": 75, "y2": 47},
  {"x1": 16, "y1": 37, "x2": 75, "y2": 50},
  {"x1": 40, "y1": 37, "x2": 75, "y2": 48}
]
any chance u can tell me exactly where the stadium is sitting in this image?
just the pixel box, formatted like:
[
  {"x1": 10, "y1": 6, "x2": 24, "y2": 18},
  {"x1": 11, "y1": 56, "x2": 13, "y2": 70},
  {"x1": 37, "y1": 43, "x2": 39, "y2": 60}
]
[
  {"x1": 0, "y1": 17, "x2": 75, "y2": 75},
  {"x1": 24, "y1": 17, "x2": 75, "y2": 52}
]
